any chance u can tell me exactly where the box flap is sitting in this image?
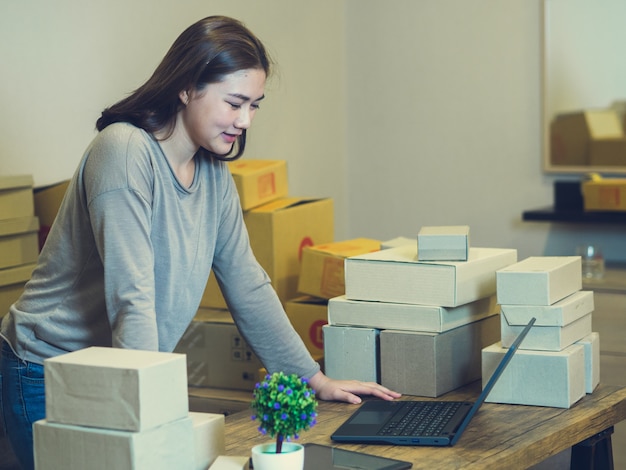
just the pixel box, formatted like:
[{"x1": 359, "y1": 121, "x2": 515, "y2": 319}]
[
  {"x1": 0, "y1": 216, "x2": 40, "y2": 236},
  {"x1": 0, "y1": 175, "x2": 34, "y2": 191}
]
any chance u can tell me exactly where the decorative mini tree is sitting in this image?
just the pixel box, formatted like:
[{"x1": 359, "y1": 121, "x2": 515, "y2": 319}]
[{"x1": 251, "y1": 371, "x2": 318, "y2": 453}]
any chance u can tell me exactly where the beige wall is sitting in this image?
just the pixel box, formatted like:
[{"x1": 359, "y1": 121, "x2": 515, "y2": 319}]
[{"x1": 1, "y1": 0, "x2": 623, "y2": 262}]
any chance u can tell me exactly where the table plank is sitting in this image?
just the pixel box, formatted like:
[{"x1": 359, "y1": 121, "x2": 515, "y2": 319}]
[{"x1": 223, "y1": 382, "x2": 626, "y2": 469}]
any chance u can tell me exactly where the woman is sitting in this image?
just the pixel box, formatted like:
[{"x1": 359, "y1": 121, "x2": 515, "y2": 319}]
[{"x1": 0, "y1": 15, "x2": 399, "y2": 470}]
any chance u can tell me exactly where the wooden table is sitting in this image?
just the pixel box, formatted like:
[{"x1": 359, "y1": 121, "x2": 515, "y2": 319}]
[{"x1": 223, "y1": 381, "x2": 626, "y2": 469}]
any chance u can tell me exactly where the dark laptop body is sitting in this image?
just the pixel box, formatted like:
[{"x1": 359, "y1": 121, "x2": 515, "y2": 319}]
[{"x1": 331, "y1": 317, "x2": 536, "y2": 446}]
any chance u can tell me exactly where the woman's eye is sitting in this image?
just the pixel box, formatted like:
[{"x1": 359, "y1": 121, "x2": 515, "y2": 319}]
[
  {"x1": 227, "y1": 102, "x2": 241, "y2": 110},
  {"x1": 251, "y1": 103, "x2": 261, "y2": 110}
]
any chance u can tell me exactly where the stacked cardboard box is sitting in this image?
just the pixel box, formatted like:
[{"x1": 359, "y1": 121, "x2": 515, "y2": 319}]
[
  {"x1": 34, "y1": 347, "x2": 226, "y2": 470},
  {"x1": 482, "y1": 256, "x2": 598, "y2": 409},
  {"x1": 325, "y1": 227, "x2": 518, "y2": 397},
  {"x1": 0, "y1": 175, "x2": 39, "y2": 318}
]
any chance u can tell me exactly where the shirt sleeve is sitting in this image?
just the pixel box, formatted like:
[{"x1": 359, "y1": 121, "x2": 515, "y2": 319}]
[
  {"x1": 82, "y1": 127, "x2": 159, "y2": 350},
  {"x1": 211, "y1": 174, "x2": 320, "y2": 380}
]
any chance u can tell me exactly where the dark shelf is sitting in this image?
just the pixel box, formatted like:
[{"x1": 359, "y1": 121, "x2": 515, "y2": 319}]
[{"x1": 522, "y1": 206, "x2": 626, "y2": 224}]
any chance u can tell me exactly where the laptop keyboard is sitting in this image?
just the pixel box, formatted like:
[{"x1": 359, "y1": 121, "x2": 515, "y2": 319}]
[{"x1": 378, "y1": 401, "x2": 464, "y2": 437}]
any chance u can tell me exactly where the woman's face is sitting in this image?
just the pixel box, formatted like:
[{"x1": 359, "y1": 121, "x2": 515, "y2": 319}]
[{"x1": 179, "y1": 68, "x2": 266, "y2": 156}]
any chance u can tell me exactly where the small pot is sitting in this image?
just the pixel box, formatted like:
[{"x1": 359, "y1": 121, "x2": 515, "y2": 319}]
[{"x1": 251, "y1": 442, "x2": 304, "y2": 470}]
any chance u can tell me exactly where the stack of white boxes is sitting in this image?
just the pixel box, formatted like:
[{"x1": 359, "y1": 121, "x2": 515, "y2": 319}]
[
  {"x1": 34, "y1": 347, "x2": 226, "y2": 470},
  {"x1": 324, "y1": 226, "x2": 518, "y2": 397},
  {"x1": 482, "y1": 256, "x2": 599, "y2": 408}
]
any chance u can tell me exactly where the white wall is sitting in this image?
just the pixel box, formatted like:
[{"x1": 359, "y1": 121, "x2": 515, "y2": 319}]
[
  {"x1": 345, "y1": 0, "x2": 625, "y2": 263},
  {"x1": 1, "y1": 0, "x2": 624, "y2": 263}
]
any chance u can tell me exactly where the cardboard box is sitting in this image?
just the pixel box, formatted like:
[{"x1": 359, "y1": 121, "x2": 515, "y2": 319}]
[
  {"x1": 284, "y1": 296, "x2": 328, "y2": 357},
  {"x1": 0, "y1": 263, "x2": 35, "y2": 318},
  {"x1": 582, "y1": 177, "x2": 626, "y2": 211},
  {"x1": 227, "y1": 160, "x2": 288, "y2": 211},
  {"x1": 209, "y1": 456, "x2": 250, "y2": 470},
  {"x1": 323, "y1": 325, "x2": 379, "y2": 383},
  {"x1": 174, "y1": 308, "x2": 263, "y2": 391},
  {"x1": 380, "y1": 314, "x2": 500, "y2": 397},
  {"x1": 417, "y1": 225, "x2": 469, "y2": 261},
  {"x1": 189, "y1": 412, "x2": 225, "y2": 470},
  {"x1": 0, "y1": 175, "x2": 34, "y2": 222},
  {"x1": 33, "y1": 416, "x2": 194, "y2": 470},
  {"x1": 0, "y1": 216, "x2": 40, "y2": 269},
  {"x1": 496, "y1": 256, "x2": 582, "y2": 306},
  {"x1": 576, "y1": 332, "x2": 600, "y2": 394},
  {"x1": 44, "y1": 347, "x2": 188, "y2": 431},
  {"x1": 201, "y1": 197, "x2": 334, "y2": 308},
  {"x1": 500, "y1": 290, "x2": 594, "y2": 327},
  {"x1": 345, "y1": 246, "x2": 517, "y2": 308},
  {"x1": 328, "y1": 295, "x2": 498, "y2": 333},
  {"x1": 33, "y1": 180, "x2": 70, "y2": 249},
  {"x1": 501, "y1": 311, "x2": 592, "y2": 352},
  {"x1": 482, "y1": 342, "x2": 586, "y2": 408},
  {"x1": 550, "y1": 110, "x2": 623, "y2": 166},
  {"x1": 589, "y1": 137, "x2": 626, "y2": 166},
  {"x1": 297, "y1": 238, "x2": 380, "y2": 299}
]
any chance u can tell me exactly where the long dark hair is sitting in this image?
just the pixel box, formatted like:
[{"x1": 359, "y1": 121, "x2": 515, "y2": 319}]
[{"x1": 96, "y1": 16, "x2": 272, "y2": 160}]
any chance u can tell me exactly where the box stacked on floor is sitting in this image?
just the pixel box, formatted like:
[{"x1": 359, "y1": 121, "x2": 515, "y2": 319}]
[
  {"x1": 34, "y1": 347, "x2": 226, "y2": 470},
  {"x1": 0, "y1": 175, "x2": 39, "y2": 319},
  {"x1": 325, "y1": 226, "x2": 518, "y2": 397},
  {"x1": 482, "y1": 256, "x2": 599, "y2": 409}
]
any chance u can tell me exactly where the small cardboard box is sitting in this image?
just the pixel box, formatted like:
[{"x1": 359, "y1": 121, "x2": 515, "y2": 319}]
[
  {"x1": 33, "y1": 416, "x2": 195, "y2": 470},
  {"x1": 550, "y1": 110, "x2": 623, "y2": 166},
  {"x1": 582, "y1": 177, "x2": 626, "y2": 211},
  {"x1": 0, "y1": 216, "x2": 40, "y2": 269},
  {"x1": 500, "y1": 290, "x2": 594, "y2": 327},
  {"x1": 482, "y1": 342, "x2": 586, "y2": 408},
  {"x1": 284, "y1": 295, "x2": 328, "y2": 357},
  {"x1": 501, "y1": 311, "x2": 592, "y2": 352},
  {"x1": 209, "y1": 456, "x2": 250, "y2": 470},
  {"x1": 189, "y1": 412, "x2": 225, "y2": 470},
  {"x1": 323, "y1": 325, "x2": 379, "y2": 383},
  {"x1": 496, "y1": 256, "x2": 582, "y2": 306},
  {"x1": 227, "y1": 159, "x2": 288, "y2": 211},
  {"x1": 44, "y1": 347, "x2": 188, "y2": 431},
  {"x1": 417, "y1": 225, "x2": 469, "y2": 261},
  {"x1": 328, "y1": 294, "x2": 498, "y2": 333},
  {"x1": 297, "y1": 238, "x2": 380, "y2": 299},
  {"x1": 174, "y1": 308, "x2": 263, "y2": 391},
  {"x1": 0, "y1": 175, "x2": 34, "y2": 221},
  {"x1": 576, "y1": 332, "x2": 600, "y2": 394},
  {"x1": 33, "y1": 180, "x2": 70, "y2": 249},
  {"x1": 589, "y1": 137, "x2": 626, "y2": 166},
  {"x1": 0, "y1": 263, "x2": 36, "y2": 318},
  {"x1": 201, "y1": 197, "x2": 334, "y2": 308},
  {"x1": 380, "y1": 314, "x2": 500, "y2": 397}
]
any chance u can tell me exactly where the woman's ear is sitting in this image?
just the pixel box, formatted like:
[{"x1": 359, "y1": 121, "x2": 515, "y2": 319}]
[{"x1": 179, "y1": 90, "x2": 190, "y2": 106}]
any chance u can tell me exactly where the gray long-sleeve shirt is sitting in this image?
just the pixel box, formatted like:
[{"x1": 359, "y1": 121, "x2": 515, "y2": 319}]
[{"x1": 0, "y1": 122, "x2": 319, "y2": 380}]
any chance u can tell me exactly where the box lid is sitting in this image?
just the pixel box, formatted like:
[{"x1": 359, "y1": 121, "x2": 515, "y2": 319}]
[
  {"x1": 250, "y1": 197, "x2": 327, "y2": 213},
  {"x1": 0, "y1": 175, "x2": 34, "y2": 191},
  {"x1": 305, "y1": 238, "x2": 381, "y2": 257},
  {"x1": 0, "y1": 263, "x2": 36, "y2": 286},
  {"x1": 0, "y1": 216, "x2": 40, "y2": 237}
]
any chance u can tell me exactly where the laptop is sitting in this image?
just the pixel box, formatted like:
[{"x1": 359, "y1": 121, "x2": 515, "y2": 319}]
[{"x1": 331, "y1": 317, "x2": 536, "y2": 447}]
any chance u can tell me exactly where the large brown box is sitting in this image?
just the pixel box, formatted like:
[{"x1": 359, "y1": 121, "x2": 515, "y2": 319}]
[
  {"x1": 0, "y1": 216, "x2": 40, "y2": 269},
  {"x1": 227, "y1": 160, "x2": 288, "y2": 210},
  {"x1": 284, "y1": 295, "x2": 328, "y2": 357},
  {"x1": 174, "y1": 308, "x2": 263, "y2": 391},
  {"x1": 33, "y1": 180, "x2": 70, "y2": 249},
  {"x1": 380, "y1": 314, "x2": 500, "y2": 397}
]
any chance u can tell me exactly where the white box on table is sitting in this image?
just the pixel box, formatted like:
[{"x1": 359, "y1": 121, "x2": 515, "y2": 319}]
[
  {"x1": 496, "y1": 256, "x2": 582, "y2": 306},
  {"x1": 380, "y1": 314, "x2": 500, "y2": 397},
  {"x1": 576, "y1": 332, "x2": 600, "y2": 394},
  {"x1": 33, "y1": 416, "x2": 194, "y2": 470},
  {"x1": 328, "y1": 294, "x2": 498, "y2": 333},
  {"x1": 482, "y1": 342, "x2": 586, "y2": 408},
  {"x1": 190, "y1": 412, "x2": 225, "y2": 470},
  {"x1": 417, "y1": 225, "x2": 469, "y2": 261},
  {"x1": 500, "y1": 290, "x2": 594, "y2": 326},
  {"x1": 501, "y1": 312, "x2": 592, "y2": 352},
  {"x1": 323, "y1": 325, "x2": 379, "y2": 383},
  {"x1": 209, "y1": 456, "x2": 250, "y2": 469},
  {"x1": 44, "y1": 346, "x2": 188, "y2": 431}
]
